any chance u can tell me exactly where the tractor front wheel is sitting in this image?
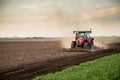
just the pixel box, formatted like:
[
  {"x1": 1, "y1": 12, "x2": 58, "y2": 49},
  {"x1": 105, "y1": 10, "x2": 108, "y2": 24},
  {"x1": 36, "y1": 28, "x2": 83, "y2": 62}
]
[
  {"x1": 71, "y1": 41, "x2": 76, "y2": 48},
  {"x1": 90, "y1": 41, "x2": 94, "y2": 49}
]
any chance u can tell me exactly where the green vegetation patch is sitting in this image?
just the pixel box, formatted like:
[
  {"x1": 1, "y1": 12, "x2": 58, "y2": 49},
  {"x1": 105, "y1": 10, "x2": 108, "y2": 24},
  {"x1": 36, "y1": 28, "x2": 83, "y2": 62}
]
[{"x1": 33, "y1": 53, "x2": 120, "y2": 80}]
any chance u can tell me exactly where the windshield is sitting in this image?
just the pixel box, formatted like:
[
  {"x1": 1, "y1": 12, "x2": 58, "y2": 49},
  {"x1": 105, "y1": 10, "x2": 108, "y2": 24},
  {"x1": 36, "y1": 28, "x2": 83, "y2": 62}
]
[{"x1": 76, "y1": 32, "x2": 90, "y2": 38}]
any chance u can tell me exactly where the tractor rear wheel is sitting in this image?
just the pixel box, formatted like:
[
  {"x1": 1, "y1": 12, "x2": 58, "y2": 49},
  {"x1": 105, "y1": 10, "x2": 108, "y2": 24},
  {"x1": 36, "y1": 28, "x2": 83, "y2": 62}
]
[
  {"x1": 71, "y1": 41, "x2": 76, "y2": 48},
  {"x1": 90, "y1": 41, "x2": 94, "y2": 49},
  {"x1": 84, "y1": 42, "x2": 90, "y2": 49}
]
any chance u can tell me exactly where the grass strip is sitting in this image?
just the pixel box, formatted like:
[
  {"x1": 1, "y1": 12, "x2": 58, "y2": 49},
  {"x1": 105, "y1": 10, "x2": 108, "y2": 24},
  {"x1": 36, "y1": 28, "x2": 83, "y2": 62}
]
[{"x1": 33, "y1": 53, "x2": 120, "y2": 80}]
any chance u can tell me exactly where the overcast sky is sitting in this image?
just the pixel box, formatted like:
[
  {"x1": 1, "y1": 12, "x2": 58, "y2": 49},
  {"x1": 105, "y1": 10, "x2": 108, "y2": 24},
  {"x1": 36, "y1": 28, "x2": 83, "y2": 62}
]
[{"x1": 0, "y1": 0, "x2": 120, "y2": 37}]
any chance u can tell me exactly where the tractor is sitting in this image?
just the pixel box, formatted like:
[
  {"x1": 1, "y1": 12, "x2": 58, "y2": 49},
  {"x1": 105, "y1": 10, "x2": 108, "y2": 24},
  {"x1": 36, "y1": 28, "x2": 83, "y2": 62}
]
[{"x1": 71, "y1": 30, "x2": 94, "y2": 49}]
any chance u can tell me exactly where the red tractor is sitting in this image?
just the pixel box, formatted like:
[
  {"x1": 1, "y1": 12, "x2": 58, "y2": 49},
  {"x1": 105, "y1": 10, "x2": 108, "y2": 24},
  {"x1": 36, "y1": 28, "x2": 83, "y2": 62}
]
[{"x1": 71, "y1": 30, "x2": 94, "y2": 49}]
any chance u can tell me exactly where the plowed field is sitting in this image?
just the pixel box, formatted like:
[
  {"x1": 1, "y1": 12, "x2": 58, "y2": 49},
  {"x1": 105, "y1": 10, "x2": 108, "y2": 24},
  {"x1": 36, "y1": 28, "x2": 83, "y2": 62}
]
[{"x1": 0, "y1": 41, "x2": 120, "y2": 80}]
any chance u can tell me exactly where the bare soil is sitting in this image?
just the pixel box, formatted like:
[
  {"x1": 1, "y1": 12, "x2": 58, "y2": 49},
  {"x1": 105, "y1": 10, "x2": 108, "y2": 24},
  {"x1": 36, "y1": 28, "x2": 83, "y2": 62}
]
[{"x1": 0, "y1": 41, "x2": 120, "y2": 80}]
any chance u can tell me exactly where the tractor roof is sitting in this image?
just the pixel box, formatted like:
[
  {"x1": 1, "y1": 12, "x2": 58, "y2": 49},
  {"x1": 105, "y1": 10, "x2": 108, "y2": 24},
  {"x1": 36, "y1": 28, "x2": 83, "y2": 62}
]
[{"x1": 73, "y1": 31, "x2": 92, "y2": 33}]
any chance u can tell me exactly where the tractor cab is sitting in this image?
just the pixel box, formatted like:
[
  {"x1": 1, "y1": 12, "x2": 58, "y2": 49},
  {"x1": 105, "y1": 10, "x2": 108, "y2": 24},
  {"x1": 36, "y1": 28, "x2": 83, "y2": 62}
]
[
  {"x1": 74, "y1": 31, "x2": 91, "y2": 41},
  {"x1": 75, "y1": 31, "x2": 91, "y2": 40}
]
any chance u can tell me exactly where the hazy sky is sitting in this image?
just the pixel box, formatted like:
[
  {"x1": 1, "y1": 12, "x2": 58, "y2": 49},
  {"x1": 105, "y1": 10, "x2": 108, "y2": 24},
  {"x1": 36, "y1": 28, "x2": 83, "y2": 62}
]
[{"x1": 0, "y1": 0, "x2": 120, "y2": 37}]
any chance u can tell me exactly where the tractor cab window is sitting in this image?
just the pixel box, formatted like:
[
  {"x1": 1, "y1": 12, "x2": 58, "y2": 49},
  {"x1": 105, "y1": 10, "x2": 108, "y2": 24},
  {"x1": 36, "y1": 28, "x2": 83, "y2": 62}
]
[
  {"x1": 80, "y1": 33, "x2": 84, "y2": 37},
  {"x1": 85, "y1": 32, "x2": 90, "y2": 38},
  {"x1": 75, "y1": 32, "x2": 90, "y2": 41},
  {"x1": 76, "y1": 33, "x2": 83, "y2": 38},
  {"x1": 83, "y1": 32, "x2": 90, "y2": 41},
  {"x1": 76, "y1": 32, "x2": 90, "y2": 38}
]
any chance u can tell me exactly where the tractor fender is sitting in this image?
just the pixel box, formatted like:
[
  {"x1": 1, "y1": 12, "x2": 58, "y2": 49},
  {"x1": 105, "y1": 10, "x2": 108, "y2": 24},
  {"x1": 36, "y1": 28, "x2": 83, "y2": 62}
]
[{"x1": 88, "y1": 38, "x2": 94, "y2": 44}]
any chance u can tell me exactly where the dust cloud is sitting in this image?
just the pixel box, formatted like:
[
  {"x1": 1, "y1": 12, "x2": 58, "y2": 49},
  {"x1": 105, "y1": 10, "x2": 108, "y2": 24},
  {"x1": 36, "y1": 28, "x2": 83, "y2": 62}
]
[
  {"x1": 94, "y1": 40, "x2": 108, "y2": 49},
  {"x1": 61, "y1": 37, "x2": 74, "y2": 48}
]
